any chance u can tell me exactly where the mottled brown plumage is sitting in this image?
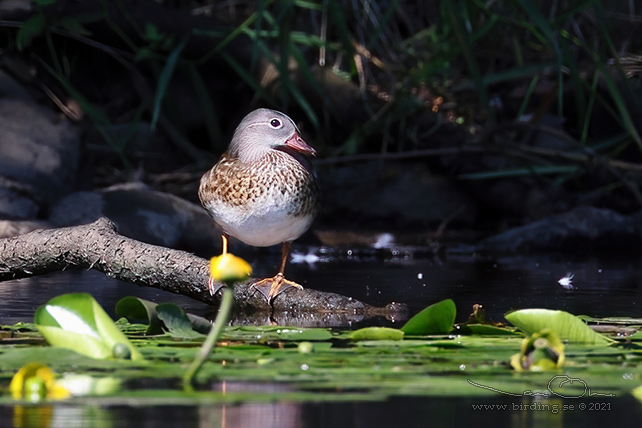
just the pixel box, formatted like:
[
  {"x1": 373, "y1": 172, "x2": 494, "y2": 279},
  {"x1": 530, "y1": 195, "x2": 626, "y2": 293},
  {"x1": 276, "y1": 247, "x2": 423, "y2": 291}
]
[{"x1": 199, "y1": 108, "x2": 320, "y2": 301}]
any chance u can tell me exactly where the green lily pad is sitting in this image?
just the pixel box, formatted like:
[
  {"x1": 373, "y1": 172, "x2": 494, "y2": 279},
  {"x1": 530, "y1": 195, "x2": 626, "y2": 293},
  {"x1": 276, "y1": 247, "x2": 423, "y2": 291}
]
[
  {"x1": 401, "y1": 299, "x2": 456, "y2": 335},
  {"x1": 628, "y1": 331, "x2": 642, "y2": 341},
  {"x1": 505, "y1": 309, "x2": 614, "y2": 345},
  {"x1": 34, "y1": 293, "x2": 143, "y2": 360},
  {"x1": 4, "y1": 306, "x2": 642, "y2": 405},
  {"x1": 115, "y1": 296, "x2": 164, "y2": 335},
  {"x1": 273, "y1": 328, "x2": 333, "y2": 341},
  {"x1": 186, "y1": 313, "x2": 214, "y2": 335},
  {"x1": 632, "y1": 385, "x2": 642, "y2": 403},
  {"x1": 115, "y1": 297, "x2": 212, "y2": 337},
  {"x1": 156, "y1": 303, "x2": 205, "y2": 339},
  {"x1": 221, "y1": 326, "x2": 333, "y2": 342},
  {"x1": 349, "y1": 327, "x2": 404, "y2": 341}
]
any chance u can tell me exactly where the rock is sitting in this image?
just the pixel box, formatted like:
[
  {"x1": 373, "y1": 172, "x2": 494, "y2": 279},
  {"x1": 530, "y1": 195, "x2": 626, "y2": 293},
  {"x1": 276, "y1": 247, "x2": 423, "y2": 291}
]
[
  {"x1": 0, "y1": 71, "x2": 80, "y2": 219},
  {"x1": 479, "y1": 205, "x2": 642, "y2": 253},
  {"x1": 318, "y1": 160, "x2": 477, "y2": 229},
  {"x1": 49, "y1": 182, "x2": 221, "y2": 255},
  {"x1": 83, "y1": 122, "x2": 187, "y2": 172}
]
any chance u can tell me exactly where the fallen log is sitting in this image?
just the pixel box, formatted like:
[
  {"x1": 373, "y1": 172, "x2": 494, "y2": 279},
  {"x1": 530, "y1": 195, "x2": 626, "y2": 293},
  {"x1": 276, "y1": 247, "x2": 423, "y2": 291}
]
[{"x1": 0, "y1": 217, "x2": 407, "y2": 320}]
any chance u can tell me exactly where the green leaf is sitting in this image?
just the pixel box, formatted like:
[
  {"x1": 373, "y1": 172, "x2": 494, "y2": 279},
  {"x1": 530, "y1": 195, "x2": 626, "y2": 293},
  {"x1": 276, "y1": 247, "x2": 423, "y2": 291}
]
[
  {"x1": 186, "y1": 313, "x2": 213, "y2": 335},
  {"x1": 156, "y1": 303, "x2": 204, "y2": 339},
  {"x1": 187, "y1": 66, "x2": 222, "y2": 148},
  {"x1": 219, "y1": 51, "x2": 277, "y2": 105},
  {"x1": 287, "y1": 41, "x2": 320, "y2": 129},
  {"x1": 34, "y1": 293, "x2": 143, "y2": 360},
  {"x1": 458, "y1": 165, "x2": 580, "y2": 180},
  {"x1": 115, "y1": 296, "x2": 163, "y2": 335},
  {"x1": 57, "y1": 17, "x2": 92, "y2": 37},
  {"x1": 633, "y1": 385, "x2": 642, "y2": 404},
  {"x1": 269, "y1": 327, "x2": 333, "y2": 341},
  {"x1": 505, "y1": 309, "x2": 614, "y2": 345},
  {"x1": 350, "y1": 327, "x2": 404, "y2": 341},
  {"x1": 150, "y1": 36, "x2": 188, "y2": 131},
  {"x1": 0, "y1": 347, "x2": 143, "y2": 372},
  {"x1": 115, "y1": 297, "x2": 211, "y2": 336},
  {"x1": 1, "y1": 322, "x2": 38, "y2": 332},
  {"x1": 401, "y1": 299, "x2": 456, "y2": 335},
  {"x1": 222, "y1": 326, "x2": 333, "y2": 342},
  {"x1": 17, "y1": 15, "x2": 46, "y2": 50}
]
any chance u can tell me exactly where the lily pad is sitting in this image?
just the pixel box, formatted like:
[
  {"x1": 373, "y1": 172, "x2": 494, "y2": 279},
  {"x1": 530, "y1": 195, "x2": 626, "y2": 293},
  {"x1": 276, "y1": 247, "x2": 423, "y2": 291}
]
[
  {"x1": 115, "y1": 296, "x2": 164, "y2": 335},
  {"x1": 186, "y1": 313, "x2": 214, "y2": 335},
  {"x1": 34, "y1": 293, "x2": 143, "y2": 360},
  {"x1": 116, "y1": 297, "x2": 212, "y2": 336},
  {"x1": 222, "y1": 326, "x2": 333, "y2": 342},
  {"x1": 156, "y1": 303, "x2": 205, "y2": 339},
  {"x1": 401, "y1": 299, "x2": 456, "y2": 335},
  {"x1": 505, "y1": 309, "x2": 614, "y2": 345},
  {"x1": 349, "y1": 327, "x2": 404, "y2": 341}
]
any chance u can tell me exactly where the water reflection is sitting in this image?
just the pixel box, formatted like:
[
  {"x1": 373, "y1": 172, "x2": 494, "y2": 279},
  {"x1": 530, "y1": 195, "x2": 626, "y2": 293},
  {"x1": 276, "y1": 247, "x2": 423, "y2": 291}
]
[
  {"x1": 1, "y1": 250, "x2": 641, "y2": 327},
  {"x1": 287, "y1": 250, "x2": 642, "y2": 323},
  {"x1": 199, "y1": 382, "x2": 302, "y2": 428},
  {"x1": 5, "y1": 395, "x2": 640, "y2": 428},
  {"x1": 9, "y1": 403, "x2": 198, "y2": 427},
  {"x1": 0, "y1": 270, "x2": 209, "y2": 326}
]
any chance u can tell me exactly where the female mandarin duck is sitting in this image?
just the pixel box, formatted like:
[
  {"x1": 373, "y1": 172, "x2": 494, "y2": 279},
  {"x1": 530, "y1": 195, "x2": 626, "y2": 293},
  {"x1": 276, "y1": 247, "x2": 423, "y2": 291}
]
[{"x1": 199, "y1": 108, "x2": 320, "y2": 302}]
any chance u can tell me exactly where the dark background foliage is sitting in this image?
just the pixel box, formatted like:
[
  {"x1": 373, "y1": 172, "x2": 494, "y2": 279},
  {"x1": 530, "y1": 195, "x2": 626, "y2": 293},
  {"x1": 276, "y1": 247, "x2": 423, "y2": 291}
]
[{"x1": 2, "y1": 0, "x2": 642, "y2": 238}]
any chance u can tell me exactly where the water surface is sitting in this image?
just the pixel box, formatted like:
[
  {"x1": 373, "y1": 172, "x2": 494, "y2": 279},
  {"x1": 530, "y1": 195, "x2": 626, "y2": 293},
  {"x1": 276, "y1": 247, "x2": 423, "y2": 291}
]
[
  {"x1": 2, "y1": 248, "x2": 642, "y2": 427},
  {"x1": 1, "y1": 248, "x2": 641, "y2": 326}
]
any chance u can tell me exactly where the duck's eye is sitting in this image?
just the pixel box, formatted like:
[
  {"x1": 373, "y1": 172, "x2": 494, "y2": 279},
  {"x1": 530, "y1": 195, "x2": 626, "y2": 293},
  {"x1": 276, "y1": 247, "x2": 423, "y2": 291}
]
[{"x1": 269, "y1": 118, "x2": 282, "y2": 129}]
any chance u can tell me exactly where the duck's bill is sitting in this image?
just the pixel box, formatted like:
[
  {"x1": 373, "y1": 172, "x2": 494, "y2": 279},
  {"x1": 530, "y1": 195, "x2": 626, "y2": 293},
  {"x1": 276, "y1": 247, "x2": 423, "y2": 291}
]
[{"x1": 284, "y1": 132, "x2": 317, "y2": 157}]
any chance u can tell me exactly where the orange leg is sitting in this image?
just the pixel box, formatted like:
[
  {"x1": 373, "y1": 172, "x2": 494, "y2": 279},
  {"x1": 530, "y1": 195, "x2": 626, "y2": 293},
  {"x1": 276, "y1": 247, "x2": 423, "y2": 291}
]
[
  {"x1": 222, "y1": 234, "x2": 228, "y2": 254},
  {"x1": 252, "y1": 241, "x2": 303, "y2": 302},
  {"x1": 277, "y1": 241, "x2": 291, "y2": 276}
]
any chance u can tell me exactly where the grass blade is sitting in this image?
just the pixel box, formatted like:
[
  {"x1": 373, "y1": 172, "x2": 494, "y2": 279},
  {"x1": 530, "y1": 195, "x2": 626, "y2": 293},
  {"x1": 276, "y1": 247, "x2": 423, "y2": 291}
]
[{"x1": 151, "y1": 36, "x2": 188, "y2": 131}]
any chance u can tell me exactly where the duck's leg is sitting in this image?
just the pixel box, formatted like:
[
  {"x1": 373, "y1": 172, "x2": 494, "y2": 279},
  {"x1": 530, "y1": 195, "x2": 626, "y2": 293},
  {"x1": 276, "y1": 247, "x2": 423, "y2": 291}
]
[
  {"x1": 207, "y1": 234, "x2": 230, "y2": 295},
  {"x1": 253, "y1": 241, "x2": 303, "y2": 302}
]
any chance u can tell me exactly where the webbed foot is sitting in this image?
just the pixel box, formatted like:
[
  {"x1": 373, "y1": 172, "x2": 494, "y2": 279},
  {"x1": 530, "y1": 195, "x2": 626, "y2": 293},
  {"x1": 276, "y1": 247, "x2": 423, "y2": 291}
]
[{"x1": 252, "y1": 273, "x2": 303, "y2": 302}]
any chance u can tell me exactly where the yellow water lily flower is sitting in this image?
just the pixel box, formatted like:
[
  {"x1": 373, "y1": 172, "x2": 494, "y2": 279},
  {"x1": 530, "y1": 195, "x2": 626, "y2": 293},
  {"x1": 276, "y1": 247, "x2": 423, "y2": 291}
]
[
  {"x1": 511, "y1": 329, "x2": 565, "y2": 372},
  {"x1": 10, "y1": 362, "x2": 70, "y2": 402},
  {"x1": 210, "y1": 253, "x2": 252, "y2": 284}
]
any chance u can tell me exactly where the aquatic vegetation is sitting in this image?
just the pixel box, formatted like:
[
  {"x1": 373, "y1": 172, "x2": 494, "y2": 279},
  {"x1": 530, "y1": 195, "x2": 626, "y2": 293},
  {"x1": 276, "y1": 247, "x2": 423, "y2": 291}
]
[
  {"x1": 9, "y1": 362, "x2": 70, "y2": 402},
  {"x1": 183, "y1": 253, "x2": 252, "y2": 386},
  {"x1": 34, "y1": 293, "x2": 143, "y2": 361},
  {"x1": 2, "y1": 294, "x2": 641, "y2": 406},
  {"x1": 510, "y1": 329, "x2": 565, "y2": 372}
]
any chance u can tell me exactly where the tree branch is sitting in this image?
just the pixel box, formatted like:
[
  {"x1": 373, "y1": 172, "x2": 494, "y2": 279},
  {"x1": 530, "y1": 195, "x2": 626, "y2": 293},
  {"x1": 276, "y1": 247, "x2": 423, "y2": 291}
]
[{"x1": 0, "y1": 218, "x2": 405, "y2": 318}]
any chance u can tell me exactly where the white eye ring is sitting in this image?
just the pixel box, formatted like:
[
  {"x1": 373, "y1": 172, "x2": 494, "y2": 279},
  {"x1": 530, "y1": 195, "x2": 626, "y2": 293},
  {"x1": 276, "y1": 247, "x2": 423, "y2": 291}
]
[{"x1": 269, "y1": 118, "x2": 283, "y2": 129}]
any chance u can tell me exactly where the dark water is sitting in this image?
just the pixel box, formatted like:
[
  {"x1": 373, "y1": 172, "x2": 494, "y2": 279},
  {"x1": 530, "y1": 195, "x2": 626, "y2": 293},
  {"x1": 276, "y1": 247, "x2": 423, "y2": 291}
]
[
  {"x1": 2, "y1": 248, "x2": 642, "y2": 426},
  {"x1": 284, "y1": 248, "x2": 642, "y2": 323},
  {"x1": 0, "y1": 270, "x2": 210, "y2": 326},
  {"x1": 2, "y1": 249, "x2": 641, "y2": 326},
  {"x1": 2, "y1": 394, "x2": 640, "y2": 427}
]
